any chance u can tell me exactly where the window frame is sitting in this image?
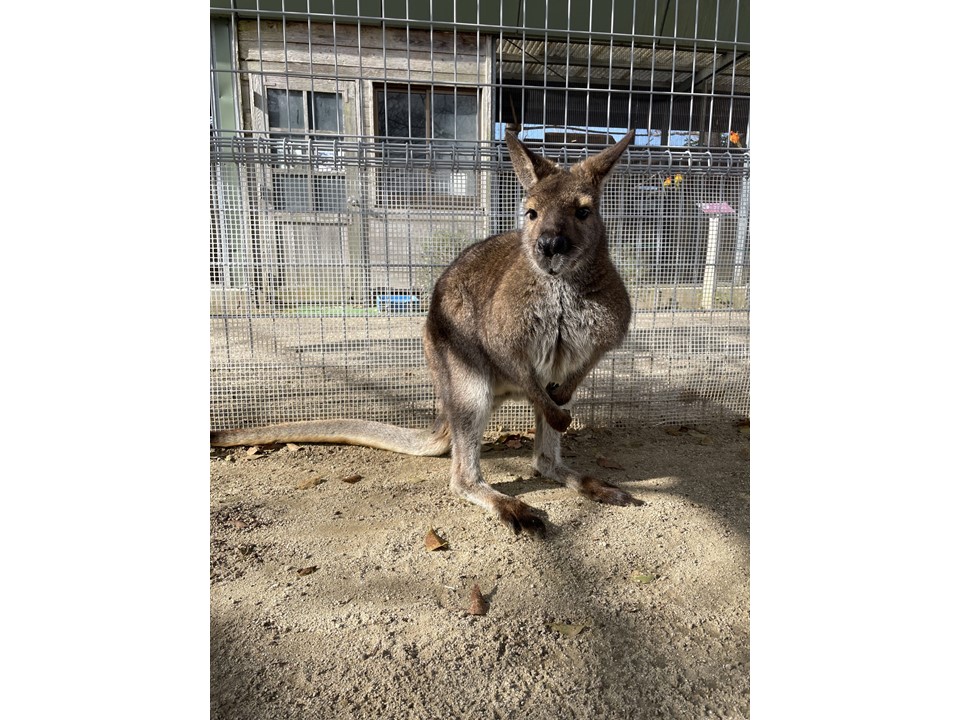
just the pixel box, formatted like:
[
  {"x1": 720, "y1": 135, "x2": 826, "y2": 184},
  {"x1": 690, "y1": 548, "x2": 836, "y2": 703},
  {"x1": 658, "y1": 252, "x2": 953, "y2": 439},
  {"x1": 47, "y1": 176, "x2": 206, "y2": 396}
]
[
  {"x1": 373, "y1": 83, "x2": 481, "y2": 209},
  {"x1": 250, "y1": 76, "x2": 353, "y2": 219}
]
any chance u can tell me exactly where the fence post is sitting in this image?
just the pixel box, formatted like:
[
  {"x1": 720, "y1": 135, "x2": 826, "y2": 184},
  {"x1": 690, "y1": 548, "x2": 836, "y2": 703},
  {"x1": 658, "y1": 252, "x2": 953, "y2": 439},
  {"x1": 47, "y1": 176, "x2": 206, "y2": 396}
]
[
  {"x1": 699, "y1": 202, "x2": 736, "y2": 310},
  {"x1": 733, "y1": 176, "x2": 750, "y2": 286}
]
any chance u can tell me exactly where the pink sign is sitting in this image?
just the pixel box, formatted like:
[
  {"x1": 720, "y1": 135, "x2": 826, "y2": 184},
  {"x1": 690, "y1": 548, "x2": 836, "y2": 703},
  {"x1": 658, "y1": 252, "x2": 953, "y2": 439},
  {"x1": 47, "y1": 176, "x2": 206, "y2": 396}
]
[{"x1": 699, "y1": 202, "x2": 735, "y2": 215}]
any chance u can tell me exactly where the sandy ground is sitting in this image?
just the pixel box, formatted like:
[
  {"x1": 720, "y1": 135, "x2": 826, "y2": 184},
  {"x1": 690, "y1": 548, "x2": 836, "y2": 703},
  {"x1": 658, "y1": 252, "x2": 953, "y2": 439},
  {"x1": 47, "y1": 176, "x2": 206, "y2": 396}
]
[{"x1": 210, "y1": 419, "x2": 749, "y2": 719}]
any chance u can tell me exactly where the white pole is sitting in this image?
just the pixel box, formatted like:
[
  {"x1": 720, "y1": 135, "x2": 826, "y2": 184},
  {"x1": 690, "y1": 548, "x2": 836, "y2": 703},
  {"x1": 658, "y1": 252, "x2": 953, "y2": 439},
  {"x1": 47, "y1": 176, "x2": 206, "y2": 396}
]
[{"x1": 702, "y1": 216, "x2": 720, "y2": 309}]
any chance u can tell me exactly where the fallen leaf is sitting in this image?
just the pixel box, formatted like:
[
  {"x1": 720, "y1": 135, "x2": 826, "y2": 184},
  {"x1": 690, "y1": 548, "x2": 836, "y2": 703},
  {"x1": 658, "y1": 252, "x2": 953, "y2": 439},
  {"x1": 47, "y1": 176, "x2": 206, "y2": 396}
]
[
  {"x1": 505, "y1": 437, "x2": 522, "y2": 449},
  {"x1": 630, "y1": 570, "x2": 658, "y2": 584},
  {"x1": 424, "y1": 528, "x2": 449, "y2": 552},
  {"x1": 297, "y1": 566, "x2": 317, "y2": 576},
  {"x1": 286, "y1": 443, "x2": 301, "y2": 452},
  {"x1": 467, "y1": 584, "x2": 489, "y2": 616},
  {"x1": 230, "y1": 519, "x2": 248, "y2": 530},
  {"x1": 245, "y1": 446, "x2": 261, "y2": 456},
  {"x1": 547, "y1": 623, "x2": 591, "y2": 637},
  {"x1": 339, "y1": 474, "x2": 363, "y2": 484},
  {"x1": 296, "y1": 476, "x2": 324, "y2": 490},
  {"x1": 596, "y1": 455, "x2": 624, "y2": 470}
]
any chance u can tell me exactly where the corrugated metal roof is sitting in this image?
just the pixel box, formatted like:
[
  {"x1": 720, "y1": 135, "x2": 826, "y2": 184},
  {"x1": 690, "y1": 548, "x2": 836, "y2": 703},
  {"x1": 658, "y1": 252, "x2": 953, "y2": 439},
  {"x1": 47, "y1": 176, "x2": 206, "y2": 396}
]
[{"x1": 497, "y1": 37, "x2": 748, "y2": 94}]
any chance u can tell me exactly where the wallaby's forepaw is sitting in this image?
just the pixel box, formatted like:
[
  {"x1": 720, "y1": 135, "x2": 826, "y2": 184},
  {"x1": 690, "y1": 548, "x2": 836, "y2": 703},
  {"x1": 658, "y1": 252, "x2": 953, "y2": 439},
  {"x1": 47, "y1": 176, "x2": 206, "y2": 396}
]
[
  {"x1": 493, "y1": 497, "x2": 547, "y2": 537},
  {"x1": 546, "y1": 382, "x2": 574, "y2": 407},
  {"x1": 579, "y1": 477, "x2": 644, "y2": 506},
  {"x1": 546, "y1": 406, "x2": 573, "y2": 433}
]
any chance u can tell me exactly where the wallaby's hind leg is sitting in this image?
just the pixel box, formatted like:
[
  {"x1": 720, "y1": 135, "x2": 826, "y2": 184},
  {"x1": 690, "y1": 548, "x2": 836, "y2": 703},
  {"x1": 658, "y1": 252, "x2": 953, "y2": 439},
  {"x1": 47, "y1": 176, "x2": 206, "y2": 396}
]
[
  {"x1": 532, "y1": 409, "x2": 642, "y2": 506},
  {"x1": 430, "y1": 351, "x2": 546, "y2": 536}
]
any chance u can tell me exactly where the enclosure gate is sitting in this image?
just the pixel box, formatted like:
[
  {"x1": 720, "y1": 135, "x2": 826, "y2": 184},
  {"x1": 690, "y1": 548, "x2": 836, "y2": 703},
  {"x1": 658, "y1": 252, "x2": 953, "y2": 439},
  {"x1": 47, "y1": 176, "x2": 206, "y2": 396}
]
[{"x1": 210, "y1": 0, "x2": 750, "y2": 432}]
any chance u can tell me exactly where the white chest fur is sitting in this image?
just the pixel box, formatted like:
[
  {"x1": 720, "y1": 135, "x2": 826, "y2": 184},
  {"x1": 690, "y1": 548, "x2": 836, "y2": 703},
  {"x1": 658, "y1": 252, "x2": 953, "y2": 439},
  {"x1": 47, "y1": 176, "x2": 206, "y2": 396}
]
[{"x1": 529, "y1": 281, "x2": 601, "y2": 385}]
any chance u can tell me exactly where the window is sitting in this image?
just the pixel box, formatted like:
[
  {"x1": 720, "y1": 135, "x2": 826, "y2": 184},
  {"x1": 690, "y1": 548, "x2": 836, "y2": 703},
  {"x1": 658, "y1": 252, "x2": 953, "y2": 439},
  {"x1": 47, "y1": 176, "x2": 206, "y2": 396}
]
[
  {"x1": 375, "y1": 85, "x2": 479, "y2": 207},
  {"x1": 266, "y1": 87, "x2": 346, "y2": 213}
]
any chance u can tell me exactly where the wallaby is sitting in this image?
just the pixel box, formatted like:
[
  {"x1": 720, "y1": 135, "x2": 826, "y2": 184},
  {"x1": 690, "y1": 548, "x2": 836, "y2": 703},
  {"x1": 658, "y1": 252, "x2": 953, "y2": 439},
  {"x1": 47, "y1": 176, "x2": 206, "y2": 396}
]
[{"x1": 212, "y1": 131, "x2": 641, "y2": 535}]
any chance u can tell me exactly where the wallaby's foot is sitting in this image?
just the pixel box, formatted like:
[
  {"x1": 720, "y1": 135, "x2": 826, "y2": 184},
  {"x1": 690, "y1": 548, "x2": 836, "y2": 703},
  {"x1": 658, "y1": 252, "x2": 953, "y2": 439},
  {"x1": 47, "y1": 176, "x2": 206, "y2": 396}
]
[
  {"x1": 579, "y1": 476, "x2": 644, "y2": 506},
  {"x1": 491, "y1": 496, "x2": 547, "y2": 537}
]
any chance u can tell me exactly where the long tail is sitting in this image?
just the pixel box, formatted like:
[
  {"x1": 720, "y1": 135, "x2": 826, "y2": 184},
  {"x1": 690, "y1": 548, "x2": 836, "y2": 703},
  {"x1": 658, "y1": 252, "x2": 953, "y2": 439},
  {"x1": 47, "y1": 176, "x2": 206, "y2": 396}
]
[{"x1": 210, "y1": 419, "x2": 451, "y2": 457}]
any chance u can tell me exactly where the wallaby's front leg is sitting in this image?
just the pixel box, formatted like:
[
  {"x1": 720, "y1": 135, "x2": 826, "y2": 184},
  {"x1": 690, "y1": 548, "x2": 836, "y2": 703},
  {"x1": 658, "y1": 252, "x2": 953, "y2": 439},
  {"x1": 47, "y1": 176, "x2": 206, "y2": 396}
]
[
  {"x1": 545, "y1": 353, "x2": 607, "y2": 408},
  {"x1": 517, "y1": 370, "x2": 572, "y2": 433},
  {"x1": 532, "y1": 410, "x2": 641, "y2": 506}
]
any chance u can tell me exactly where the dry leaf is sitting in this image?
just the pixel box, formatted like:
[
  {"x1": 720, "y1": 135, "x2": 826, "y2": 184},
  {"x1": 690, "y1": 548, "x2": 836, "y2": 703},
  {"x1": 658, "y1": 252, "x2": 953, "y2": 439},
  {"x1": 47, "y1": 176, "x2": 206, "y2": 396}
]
[
  {"x1": 296, "y1": 476, "x2": 323, "y2": 490},
  {"x1": 547, "y1": 622, "x2": 590, "y2": 637},
  {"x1": 424, "y1": 528, "x2": 448, "y2": 552},
  {"x1": 230, "y1": 519, "x2": 248, "y2": 530},
  {"x1": 339, "y1": 474, "x2": 363, "y2": 484},
  {"x1": 241, "y1": 446, "x2": 265, "y2": 461},
  {"x1": 286, "y1": 443, "x2": 301, "y2": 452},
  {"x1": 505, "y1": 437, "x2": 522, "y2": 449},
  {"x1": 596, "y1": 455, "x2": 624, "y2": 470},
  {"x1": 630, "y1": 570, "x2": 657, "y2": 584},
  {"x1": 467, "y1": 584, "x2": 489, "y2": 616},
  {"x1": 297, "y1": 566, "x2": 317, "y2": 576}
]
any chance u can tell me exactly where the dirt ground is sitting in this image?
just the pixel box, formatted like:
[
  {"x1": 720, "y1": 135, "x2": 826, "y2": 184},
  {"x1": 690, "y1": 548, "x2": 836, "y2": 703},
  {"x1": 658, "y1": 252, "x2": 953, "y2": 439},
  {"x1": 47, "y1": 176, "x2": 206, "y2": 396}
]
[{"x1": 210, "y1": 419, "x2": 750, "y2": 719}]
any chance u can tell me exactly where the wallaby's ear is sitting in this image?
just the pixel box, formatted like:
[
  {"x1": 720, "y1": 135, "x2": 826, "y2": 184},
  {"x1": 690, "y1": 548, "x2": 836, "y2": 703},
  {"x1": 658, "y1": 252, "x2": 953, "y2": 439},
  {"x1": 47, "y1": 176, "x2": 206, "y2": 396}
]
[
  {"x1": 506, "y1": 131, "x2": 561, "y2": 192},
  {"x1": 573, "y1": 130, "x2": 635, "y2": 188}
]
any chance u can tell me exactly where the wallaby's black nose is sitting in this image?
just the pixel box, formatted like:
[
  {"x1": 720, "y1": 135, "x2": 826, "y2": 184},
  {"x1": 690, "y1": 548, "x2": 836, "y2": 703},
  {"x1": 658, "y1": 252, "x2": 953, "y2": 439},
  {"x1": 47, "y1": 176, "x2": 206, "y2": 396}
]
[{"x1": 537, "y1": 234, "x2": 570, "y2": 257}]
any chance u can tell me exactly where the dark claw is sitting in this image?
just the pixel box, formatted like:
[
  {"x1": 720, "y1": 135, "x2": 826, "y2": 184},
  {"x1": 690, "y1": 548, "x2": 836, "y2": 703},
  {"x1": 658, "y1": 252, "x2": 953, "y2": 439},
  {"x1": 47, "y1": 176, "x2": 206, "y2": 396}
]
[
  {"x1": 496, "y1": 497, "x2": 547, "y2": 537},
  {"x1": 522, "y1": 514, "x2": 547, "y2": 537}
]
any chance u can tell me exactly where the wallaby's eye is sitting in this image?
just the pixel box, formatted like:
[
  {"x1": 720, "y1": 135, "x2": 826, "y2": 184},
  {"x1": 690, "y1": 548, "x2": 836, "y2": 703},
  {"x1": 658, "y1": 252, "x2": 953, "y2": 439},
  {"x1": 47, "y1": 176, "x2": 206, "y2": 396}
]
[
  {"x1": 525, "y1": 209, "x2": 538, "y2": 221},
  {"x1": 575, "y1": 207, "x2": 592, "y2": 220}
]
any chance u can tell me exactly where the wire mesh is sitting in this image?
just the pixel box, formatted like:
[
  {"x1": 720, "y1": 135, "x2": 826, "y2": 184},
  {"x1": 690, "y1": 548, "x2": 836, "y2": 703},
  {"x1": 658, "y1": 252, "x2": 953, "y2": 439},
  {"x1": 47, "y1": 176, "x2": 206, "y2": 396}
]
[{"x1": 210, "y1": 0, "x2": 750, "y2": 432}]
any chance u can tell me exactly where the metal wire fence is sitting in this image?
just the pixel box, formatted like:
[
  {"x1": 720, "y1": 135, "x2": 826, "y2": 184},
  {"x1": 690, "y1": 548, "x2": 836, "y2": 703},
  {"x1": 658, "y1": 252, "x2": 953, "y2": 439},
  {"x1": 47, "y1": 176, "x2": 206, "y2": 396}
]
[{"x1": 210, "y1": 0, "x2": 750, "y2": 432}]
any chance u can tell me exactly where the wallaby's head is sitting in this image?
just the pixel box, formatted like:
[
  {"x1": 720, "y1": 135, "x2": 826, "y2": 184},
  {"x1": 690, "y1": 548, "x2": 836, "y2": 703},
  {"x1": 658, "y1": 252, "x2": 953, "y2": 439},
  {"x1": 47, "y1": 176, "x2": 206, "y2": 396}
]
[{"x1": 506, "y1": 130, "x2": 634, "y2": 277}]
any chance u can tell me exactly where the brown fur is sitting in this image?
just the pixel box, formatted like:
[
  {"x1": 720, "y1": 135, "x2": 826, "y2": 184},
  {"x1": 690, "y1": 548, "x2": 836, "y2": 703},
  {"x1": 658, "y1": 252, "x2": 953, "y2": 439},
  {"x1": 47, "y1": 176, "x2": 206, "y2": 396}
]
[{"x1": 211, "y1": 131, "x2": 642, "y2": 535}]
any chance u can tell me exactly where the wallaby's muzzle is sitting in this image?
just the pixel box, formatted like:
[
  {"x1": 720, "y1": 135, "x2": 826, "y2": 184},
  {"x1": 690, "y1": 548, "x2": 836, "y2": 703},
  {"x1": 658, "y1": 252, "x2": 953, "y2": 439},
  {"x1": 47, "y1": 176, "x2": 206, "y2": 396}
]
[{"x1": 536, "y1": 233, "x2": 571, "y2": 257}]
